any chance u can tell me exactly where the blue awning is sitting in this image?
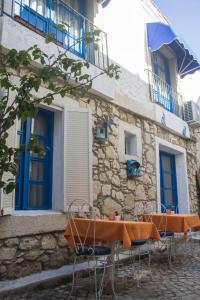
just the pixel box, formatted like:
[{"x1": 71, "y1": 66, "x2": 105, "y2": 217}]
[
  {"x1": 147, "y1": 22, "x2": 200, "y2": 78},
  {"x1": 100, "y1": 0, "x2": 111, "y2": 8}
]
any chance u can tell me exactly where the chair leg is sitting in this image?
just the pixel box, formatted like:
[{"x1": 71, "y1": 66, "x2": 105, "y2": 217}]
[{"x1": 67, "y1": 256, "x2": 77, "y2": 300}]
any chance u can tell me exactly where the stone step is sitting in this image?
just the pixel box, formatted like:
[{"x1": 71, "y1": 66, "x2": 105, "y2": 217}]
[{"x1": 0, "y1": 261, "x2": 90, "y2": 298}]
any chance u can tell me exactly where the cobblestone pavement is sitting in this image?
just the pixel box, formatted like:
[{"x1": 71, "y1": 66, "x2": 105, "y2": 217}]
[{"x1": 3, "y1": 240, "x2": 200, "y2": 300}]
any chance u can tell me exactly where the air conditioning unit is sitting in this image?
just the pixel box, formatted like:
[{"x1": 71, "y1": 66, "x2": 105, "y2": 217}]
[{"x1": 184, "y1": 101, "x2": 200, "y2": 127}]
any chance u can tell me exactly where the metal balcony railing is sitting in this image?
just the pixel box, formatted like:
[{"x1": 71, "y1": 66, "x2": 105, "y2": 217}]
[
  {"x1": 0, "y1": 0, "x2": 3, "y2": 16},
  {"x1": 146, "y1": 69, "x2": 184, "y2": 119},
  {"x1": 11, "y1": 0, "x2": 109, "y2": 70}
]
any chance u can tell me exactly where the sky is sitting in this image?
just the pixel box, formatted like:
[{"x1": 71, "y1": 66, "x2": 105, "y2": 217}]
[{"x1": 154, "y1": 0, "x2": 200, "y2": 61}]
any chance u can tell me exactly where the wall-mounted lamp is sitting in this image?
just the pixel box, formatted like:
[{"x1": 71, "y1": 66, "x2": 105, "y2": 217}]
[{"x1": 96, "y1": 115, "x2": 112, "y2": 141}]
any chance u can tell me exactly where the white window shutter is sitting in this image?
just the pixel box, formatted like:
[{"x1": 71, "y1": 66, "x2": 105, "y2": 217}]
[{"x1": 64, "y1": 108, "x2": 92, "y2": 211}]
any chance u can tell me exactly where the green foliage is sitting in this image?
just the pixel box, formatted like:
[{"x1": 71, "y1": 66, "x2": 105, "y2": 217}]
[{"x1": 0, "y1": 30, "x2": 120, "y2": 194}]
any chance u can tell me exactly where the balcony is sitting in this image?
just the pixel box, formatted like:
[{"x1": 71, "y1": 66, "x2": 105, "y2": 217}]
[
  {"x1": 0, "y1": 0, "x2": 3, "y2": 16},
  {"x1": 12, "y1": 0, "x2": 108, "y2": 70},
  {"x1": 146, "y1": 69, "x2": 184, "y2": 119}
]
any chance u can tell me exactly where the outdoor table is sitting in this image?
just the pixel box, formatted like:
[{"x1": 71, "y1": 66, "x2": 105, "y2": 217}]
[
  {"x1": 64, "y1": 218, "x2": 160, "y2": 249},
  {"x1": 142, "y1": 213, "x2": 200, "y2": 234},
  {"x1": 64, "y1": 218, "x2": 160, "y2": 295}
]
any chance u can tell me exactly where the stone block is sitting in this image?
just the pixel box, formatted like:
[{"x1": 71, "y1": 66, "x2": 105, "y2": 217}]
[
  {"x1": 102, "y1": 198, "x2": 122, "y2": 215},
  {"x1": 0, "y1": 247, "x2": 16, "y2": 260},
  {"x1": 57, "y1": 233, "x2": 67, "y2": 247},
  {"x1": 106, "y1": 146, "x2": 117, "y2": 159},
  {"x1": 0, "y1": 265, "x2": 7, "y2": 274},
  {"x1": 111, "y1": 175, "x2": 121, "y2": 187},
  {"x1": 100, "y1": 173, "x2": 108, "y2": 182},
  {"x1": 135, "y1": 185, "x2": 146, "y2": 201},
  {"x1": 4, "y1": 238, "x2": 19, "y2": 247},
  {"x1": 124, "y1": 194, "x2": 134, "y2": 209},
  {"x1": 93, "y1": 181, "x2": 101, "y2": 200},
  {"x1": 41, "y1": 235, "x2": 57, "y2": 250},
  {"x1": 102, "y1": 184, "x2": 111, "y2": 196},
  {"x1": 127, "y1": 180, "x2": 136, "y2": 191},
  {"x1": 19, "y1": 237, "x2": 40, "y2": 250},
  {"x1": 25, "y1": 250, "x2": 44, "y2": 261}
]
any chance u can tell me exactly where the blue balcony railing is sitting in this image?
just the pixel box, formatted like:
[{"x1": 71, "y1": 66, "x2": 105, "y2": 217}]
[
  {"x1": 12, "y1": 0, "x2": 109, "y2": 70},
  {"x1": 0, "y1": 0, "x2": 3, "y2": 16},
  {"x1": 146, "y1": 69, "x2": 184, "y2": 119}
]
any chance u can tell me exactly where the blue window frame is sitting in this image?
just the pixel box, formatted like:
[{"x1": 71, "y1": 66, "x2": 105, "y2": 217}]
[
  {"x1": 160, "y1": 151, "x2": 178, "y2": 213},
  {"x1": 14, "y1": 0, "x2": 86, "y2": 58},
  {"x1": 16, "y1": 108, "x2": 54, "y2": 210}
]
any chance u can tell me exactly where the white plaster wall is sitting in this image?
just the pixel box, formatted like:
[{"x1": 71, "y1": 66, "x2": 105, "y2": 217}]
[
  {"x1": 0, "y1": 15, "x2": 116, "y2": 101},
  {"x1": 0, "y1": 10, "x2": 190, "y2": 137},
  {"x1": 95, "y1": 0, "x2": 187, "y2": 105},
  {"x1": 181, "y1": 71, "x2": 200, "y2": 103},
  {"x1": 95, "y1": 0, "x2": 167, "y2": 81}
]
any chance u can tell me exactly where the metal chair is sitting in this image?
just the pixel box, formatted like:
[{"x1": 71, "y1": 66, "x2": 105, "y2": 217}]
[
  {"x1": 66, "y1": 199, "x2": 116, "y2": 300},
  {"x1": 154, "y1": 203, "x2": 175, "y2": 264},
  {"x1": 116, "y1": 203, "x2": 151, "y2": 287}
]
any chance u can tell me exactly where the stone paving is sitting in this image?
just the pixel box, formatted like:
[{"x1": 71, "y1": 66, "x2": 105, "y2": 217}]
[{"x1": 3, "y1": 240, "x2": 200, "y2": 300}]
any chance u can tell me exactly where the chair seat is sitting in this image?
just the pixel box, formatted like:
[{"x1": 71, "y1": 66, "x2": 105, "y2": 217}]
[
  {"x1": 131, "y1": 239, "x2": 147, "y2": 246},
  {"x1": 159, "y1": 231, "x2": 174, "y2": 238},
  {"x1": 76, "y1": 245, "x2": 111, "y2": 256}
]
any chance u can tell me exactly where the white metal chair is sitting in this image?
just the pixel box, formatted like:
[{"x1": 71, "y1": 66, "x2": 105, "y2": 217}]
[
  {"x1": 66, "y1": 199, "x2": 116, "y2": 300},
  {"x1": 116, "y1": 203, "x2": 151, "y2": 287},
  {"x1": 153, "y1": 203, "x2": 175, "y2": 264}
]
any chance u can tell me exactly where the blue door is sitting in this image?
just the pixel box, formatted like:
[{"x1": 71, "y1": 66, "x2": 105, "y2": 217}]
[
  {"x1": 160, "y1": 151, "x2": 178, "y2": 212},
  {"x1": 16, "y1": 109, "x2": 54, "y2": 210}
]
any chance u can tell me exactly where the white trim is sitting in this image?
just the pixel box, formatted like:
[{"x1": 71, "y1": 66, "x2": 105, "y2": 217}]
[
  {"x1": 155, "y1": 137, "x2": 190, "y2": 213},
  {"x1": 118, "y1": 120, "x2": 142, "y2": 163},
  {"x1": 88, "y1": 109, "x2": 93, "y2": 207},
  {"x1": 12, "y1": 210, "x2": 63, "y2": 216}
]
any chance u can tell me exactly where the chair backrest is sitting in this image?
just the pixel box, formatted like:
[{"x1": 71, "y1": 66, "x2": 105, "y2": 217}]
[
  {"x1": 161, "y1": 203, "x2": 178, "y2": 214},
  {"x1": 158, "y1": 204, "x2": 168, "y2": 233},
  {"x1": 132, "y1": 202, "x2": 144, "y2": 221},
  {"x1": 67, "y1": 199, "x2": 97, "y2": 252}
]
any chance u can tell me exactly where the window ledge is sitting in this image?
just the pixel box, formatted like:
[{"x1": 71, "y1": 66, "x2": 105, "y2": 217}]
[{"x1": 13, "y1": 210, "x2": 63, "y2": 217}]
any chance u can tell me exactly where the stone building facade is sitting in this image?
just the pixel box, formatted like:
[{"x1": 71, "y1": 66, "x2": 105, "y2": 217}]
[
  {"x1": 0, "y1": 0, "x2": 200, "y2": 281},
  {"x1": 0, "y1": 94, "x2": 199, "y2": 280}
]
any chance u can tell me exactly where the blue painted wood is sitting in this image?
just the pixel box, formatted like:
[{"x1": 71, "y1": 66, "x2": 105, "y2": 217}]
[
  {"x1": 152, "y1": 51, "x2": 172, "y2": 112},
  {"x1": 160, "y1": 151, "x2": 178, "y2": 213},
  {"x1": 16, "y1": 109, "x2": 54, "y2": 210},
  {"x1": 14, "y1": 0, "x2": 84, "y2": 58}
]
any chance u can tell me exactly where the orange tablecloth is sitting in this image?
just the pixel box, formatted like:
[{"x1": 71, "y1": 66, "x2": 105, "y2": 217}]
[
  {"x1": 143, "y1": 214, "x2": 200, "y2": 233},
  {"x1": 64, "y1": 218, "x2": 160, "y2": 249}
]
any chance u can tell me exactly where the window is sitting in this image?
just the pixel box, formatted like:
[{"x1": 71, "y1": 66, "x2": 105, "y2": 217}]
[
  {"x1": 152, "y1": 51, "x2": 170, "y2": 84},
  {"x1": 119, "y1": 120, "x2": 142, "y2": 163},
  {"x1": 16, "y1": 109, "x2": 54, "y2": 210},
  {"x1": 124, "y1": 131, "x2": 137, "y2": 156}
]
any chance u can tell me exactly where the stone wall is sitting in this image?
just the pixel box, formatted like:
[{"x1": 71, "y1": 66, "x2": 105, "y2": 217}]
[
  {"x1": 89, "y1": 96, "x2": 199, "y2": 216},
  {"x1": 0, "y1": 231, "x2": 69, "y2": 280}
]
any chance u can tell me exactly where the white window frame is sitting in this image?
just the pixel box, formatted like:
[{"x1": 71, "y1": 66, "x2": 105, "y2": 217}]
[{"x1": 118, "y1": 120, "x2": 142, "y2": 163}]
